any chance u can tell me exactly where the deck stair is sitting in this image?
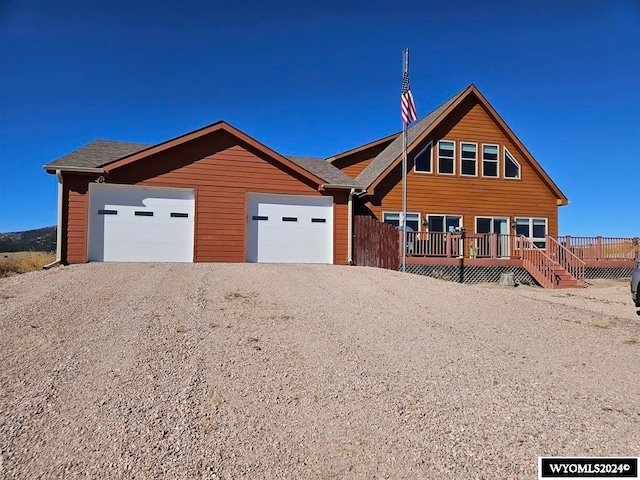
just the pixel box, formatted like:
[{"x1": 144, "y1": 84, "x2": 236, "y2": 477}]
[{"x1": 520, "y1": 236, "x2": 586, "y2": 289}]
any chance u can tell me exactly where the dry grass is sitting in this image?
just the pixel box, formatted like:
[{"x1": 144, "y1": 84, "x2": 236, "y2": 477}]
[{"x1": 0, "y1": 252, "x2": 56, "y2": 277}]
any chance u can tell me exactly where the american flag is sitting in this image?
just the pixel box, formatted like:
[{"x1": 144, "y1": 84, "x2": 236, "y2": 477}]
[{"x1": 401, "y1": 70, "x2": 417, "y2": 125}]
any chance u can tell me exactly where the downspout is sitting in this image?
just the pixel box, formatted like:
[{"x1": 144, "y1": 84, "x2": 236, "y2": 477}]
[
  {"x1": 348, "y1": 188, "x2": 355, "y2": 265},
  {"x1": 44, "y1": 170, "x2": 63, "y2": 269}
]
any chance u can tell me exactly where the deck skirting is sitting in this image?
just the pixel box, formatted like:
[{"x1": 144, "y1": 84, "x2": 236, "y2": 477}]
[{"x1": 404, "y1": 263, "x2": 536, "y2": 285}]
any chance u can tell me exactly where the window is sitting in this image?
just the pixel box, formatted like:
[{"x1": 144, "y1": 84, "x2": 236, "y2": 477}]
[
  {"x1": 482, "y1": 144, "x2": 499, "y2": 177},
  {"x1": 134, "y1": 211, "x2": 153, "y2": 217},
  {"x1": 311, "y1": 218, "x2": 326, "y2": 223},
  {"x1": 475, "y1": 217, "x2": 509, "y2": 235},
  {"x1": 414, "y1": 142, "x2": 432, "y2": 173},
  {"x1": 427, "y1": 215, "x2": 462, "y2": 232},
  {"x1": 282, "y1": 217, "x2": 297, "y2": 222},
  {"x1": 504, "y1": 148, "x2": 521, "y2": 179},
  {"x1": 383, "y1": 212, "x2": 420, "y2": 232},
  {"x1": 98, "y1": 209, "x2": 117, "y2": 215},
  {"x1": 515, "y1": 217, "x2": 547, "y2": 248},
  {"x1": 252, "y1": 215, "x2": 268, "y2": 221},
  {"x1": 170, "y1": 212, "x2": 189, "y2": 218},
  {"x1": 438, "y1": 140, "x2": 455, "y2": 175},
  {"x1": 460, "y1": 142, "x2": 477, "y2": 176},
  {"x1": 475, "y1": 217, "x2": 511, "y2": 258}
]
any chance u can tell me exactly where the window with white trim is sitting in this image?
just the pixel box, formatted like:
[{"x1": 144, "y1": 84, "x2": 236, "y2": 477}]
[
  {"x1": 427, "y1": 214, "x2": 462, "y2": 232},
  {"x1": 460, "y1": 142, "x2": 477, "y2": 176},
  {"x1": 475, "y1": 217, "x2": 511, "y2": 258},
  {"x1": 504, "y1": 148, "x2": 521, "y2": 179},
  {"x1": 414, "y1": 142, "x2": 432, "y2": 173},
  {"x1": 515, "y1": 217, "x2": 547, "y2": 248},
  {"x1": 475, "y1": 217, "x2": 510, "y2": 235},
  {"x1": 438, "y1": 140, "x2": 455, "y2": 175},
  {"x1": 482, "y1": 144, "x2": 499, "y2": 177},
  {"x1": 383, "y1": 212, "x2": 420, "y2": 232}
]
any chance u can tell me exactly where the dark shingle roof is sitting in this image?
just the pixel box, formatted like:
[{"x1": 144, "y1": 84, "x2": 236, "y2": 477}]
[
  {"x1": 354, "y1": 85, "x2": 471, "y2": 188},
  {"x1": 44, "y1": 139, "x2": 358, "y2": 187},
  {"x1": 285, "y1": 156, "x2": 360, "y2": 186},
  {"x1": 45, "y1": 140, "x2": 151, "y2": 170}
]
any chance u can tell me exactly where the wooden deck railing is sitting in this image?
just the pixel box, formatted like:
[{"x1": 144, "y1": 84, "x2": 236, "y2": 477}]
[
  {"x1": 558, "y1": 236, "x2": 640, "y2": 261},
  {"x1": 403, "y1": 232, "x2": 639, "y2": 262},
  {"x1": 520, "y1": 236, "x2": 557, "y2": 289},
  {"x1": 546, "y1": 236, "x2": 586, "y2": 286},
  {"x1": 404, "y1": 232, "x2": 521, "y2": 259}
]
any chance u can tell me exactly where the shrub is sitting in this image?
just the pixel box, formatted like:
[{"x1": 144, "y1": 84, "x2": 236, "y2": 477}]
[{"x1": 0, "y1": 252, "x2": 56, "y2": 277}]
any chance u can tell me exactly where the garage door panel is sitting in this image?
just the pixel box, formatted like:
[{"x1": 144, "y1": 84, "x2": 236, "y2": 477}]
[
  {"x1": 246, "y1": 193, "x2": 333, "y2": 264},
  {"x1": 88, "y1": 184, "x2": 194, "y2": 263}
]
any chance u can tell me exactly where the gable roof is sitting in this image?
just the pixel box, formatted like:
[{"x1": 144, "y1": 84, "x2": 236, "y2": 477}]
[
  {"x1": 45, "y1": 140, "x2": 151, "y2": 172},
  {"x1": 355, "y1": 84, "x2": 568, "y2": 205},
  {"x1": 326, "y1": 132, "x2": 400, "y2": 164},
  {"x1": 44, "y1": 122, "x2": 358, "y2": 188},
  {"x1": 285, "y1": 156, "x2": 356, "y2": 185},
  {"x1": 354, "y1": 85, "x2": 470, "y2": 189}
]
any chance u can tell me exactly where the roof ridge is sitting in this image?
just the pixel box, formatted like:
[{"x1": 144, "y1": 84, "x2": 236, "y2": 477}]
[{"x1": 354, "y1": 85, "x2": 472, "y2": 188}]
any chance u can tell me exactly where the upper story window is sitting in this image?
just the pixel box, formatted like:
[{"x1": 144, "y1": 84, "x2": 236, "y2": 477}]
[
  {"x1": 414, "y1": 142, "x2": 432, "y2": 173},
  {"x1": 438, "y1": 140, "x2": 455, "y2": 175},
  {"x1": 504, "y1": 148, "x2": 521, "y2": 179},
  {"x1": 460, "y1": 142, "x2": 477, "y2": 176},
  {"x1": 482, "y1": 144, "x2": 499, "y2": 177}
]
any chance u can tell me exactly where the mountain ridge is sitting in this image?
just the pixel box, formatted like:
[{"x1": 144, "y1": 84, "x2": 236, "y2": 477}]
[{"x1": 0, "y1": 226, "x2": 57, "y2": 253}]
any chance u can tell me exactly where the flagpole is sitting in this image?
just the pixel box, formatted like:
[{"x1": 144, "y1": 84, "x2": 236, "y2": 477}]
[{"x1": 401, "y1": 49, "x2": 408, "y2": 273}]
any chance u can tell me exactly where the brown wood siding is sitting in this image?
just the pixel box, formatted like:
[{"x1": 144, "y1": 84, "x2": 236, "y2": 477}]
[
  {"x1": 332, "y1": 192, "x2": 349, "y2": 265},
  {"x1": 62, "y1": 174, "x2": 94, "y2": 264},
  {"x1": 62, "y1": 131, "x2": 348, "y2": 264},
  {"x1": 370, "y1": 96, "x2": 559, "y2": 237},
  {"x1": 332, "y1": 140, "x2": 395, "y2": 179}
]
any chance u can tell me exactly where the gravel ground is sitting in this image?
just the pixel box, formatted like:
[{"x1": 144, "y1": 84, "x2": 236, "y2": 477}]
[{"x1": 0, "y1": 264, "x2": 638, "y2": 479}]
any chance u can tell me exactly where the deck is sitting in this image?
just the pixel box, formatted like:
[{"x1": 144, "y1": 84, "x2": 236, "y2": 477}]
[{"x1": 400, "y1": 233, "x2": 638, "y2": 287}]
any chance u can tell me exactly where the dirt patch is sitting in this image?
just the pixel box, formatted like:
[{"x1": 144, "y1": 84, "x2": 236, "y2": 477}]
[{"x1": 0, "y1": 264, "x2": 638, "y2": 479}]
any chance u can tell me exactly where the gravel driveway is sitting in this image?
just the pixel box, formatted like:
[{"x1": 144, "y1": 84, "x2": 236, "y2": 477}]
[{"x1": 0, "y1": 264, "x2": 638, "y2": 478}]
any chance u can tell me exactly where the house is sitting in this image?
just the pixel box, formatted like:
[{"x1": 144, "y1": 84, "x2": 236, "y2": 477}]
[
  {"x1": 44, "y1": 122, "x2": 360, "y2": 265},
  {"x1": 330, "y1": 84, "x2": 568, "y2": 246},
  {"x1": 45, "y1": 84, "x2": 636, "y2": 286}
]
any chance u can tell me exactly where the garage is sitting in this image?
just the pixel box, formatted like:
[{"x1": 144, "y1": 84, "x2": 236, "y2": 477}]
[
  {"x1": 87, "y1": 184, "x2": 195, "y2": 262},
  {"x1": 246, "y1": 193, "x2": 333, "y2": 263}
]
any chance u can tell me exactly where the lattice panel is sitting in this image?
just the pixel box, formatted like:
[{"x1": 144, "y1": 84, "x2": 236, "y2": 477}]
[
  {"x1": 585, "y1": 267, "x2": 634, "y2": 279},
  {"x1": 405, "y1": 264, "x2": 536, "y2": 285}
]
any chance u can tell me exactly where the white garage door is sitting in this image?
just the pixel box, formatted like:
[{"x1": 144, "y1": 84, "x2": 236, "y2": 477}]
[
  {"x1": 246, "y1": 193, "x2": 333, "y2": 264},
  {"x1": 88, "y1": 184, "x2": 195, "y2": 262}
]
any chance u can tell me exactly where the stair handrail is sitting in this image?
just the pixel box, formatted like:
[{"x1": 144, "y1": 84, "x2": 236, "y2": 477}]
[
  {"x1": 519, "y1": 236, "x2": 558, "y2": 289},
  {"x1": 546, "y1": 236, "x2": 586, "y2": 286}
]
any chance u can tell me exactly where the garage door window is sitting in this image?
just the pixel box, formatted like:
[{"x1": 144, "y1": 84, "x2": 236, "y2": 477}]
[
  {"x1": 171, "y1": 212, "x2": 189, "y2": 218},
  {"x1": 98, "y1": 209, "x2": 117, "y2": 215},
  {"x1": 135, "y1": 211, "x2": 154, "y2": 217}
]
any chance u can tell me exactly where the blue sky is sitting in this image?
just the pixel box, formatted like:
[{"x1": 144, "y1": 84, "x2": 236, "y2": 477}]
[{"x1": 1, "y1": 0, "x2": 638, "y2": 236}]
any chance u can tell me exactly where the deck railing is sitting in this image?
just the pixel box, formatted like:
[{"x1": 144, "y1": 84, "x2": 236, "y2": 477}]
[
  {"x1": 404, "y1": 232, "x2": 521, "y2": 259},
  {"x1": 404, "y1": 232, "x2": 639, "y2": 262},
  {"x1": 546, "y1": 236, "x2": 586, "y2": 286},
  {"x1": 557, "y1": 236, "x2": 640, "y2": 261},
  {"x1": 520, "y1": 236, "x2": 557, "y2": 289}
]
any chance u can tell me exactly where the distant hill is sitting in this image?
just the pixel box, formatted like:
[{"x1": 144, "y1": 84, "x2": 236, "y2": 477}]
[{"x1": 0, "y1": 226, "x2": 57, "y2": 253}]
